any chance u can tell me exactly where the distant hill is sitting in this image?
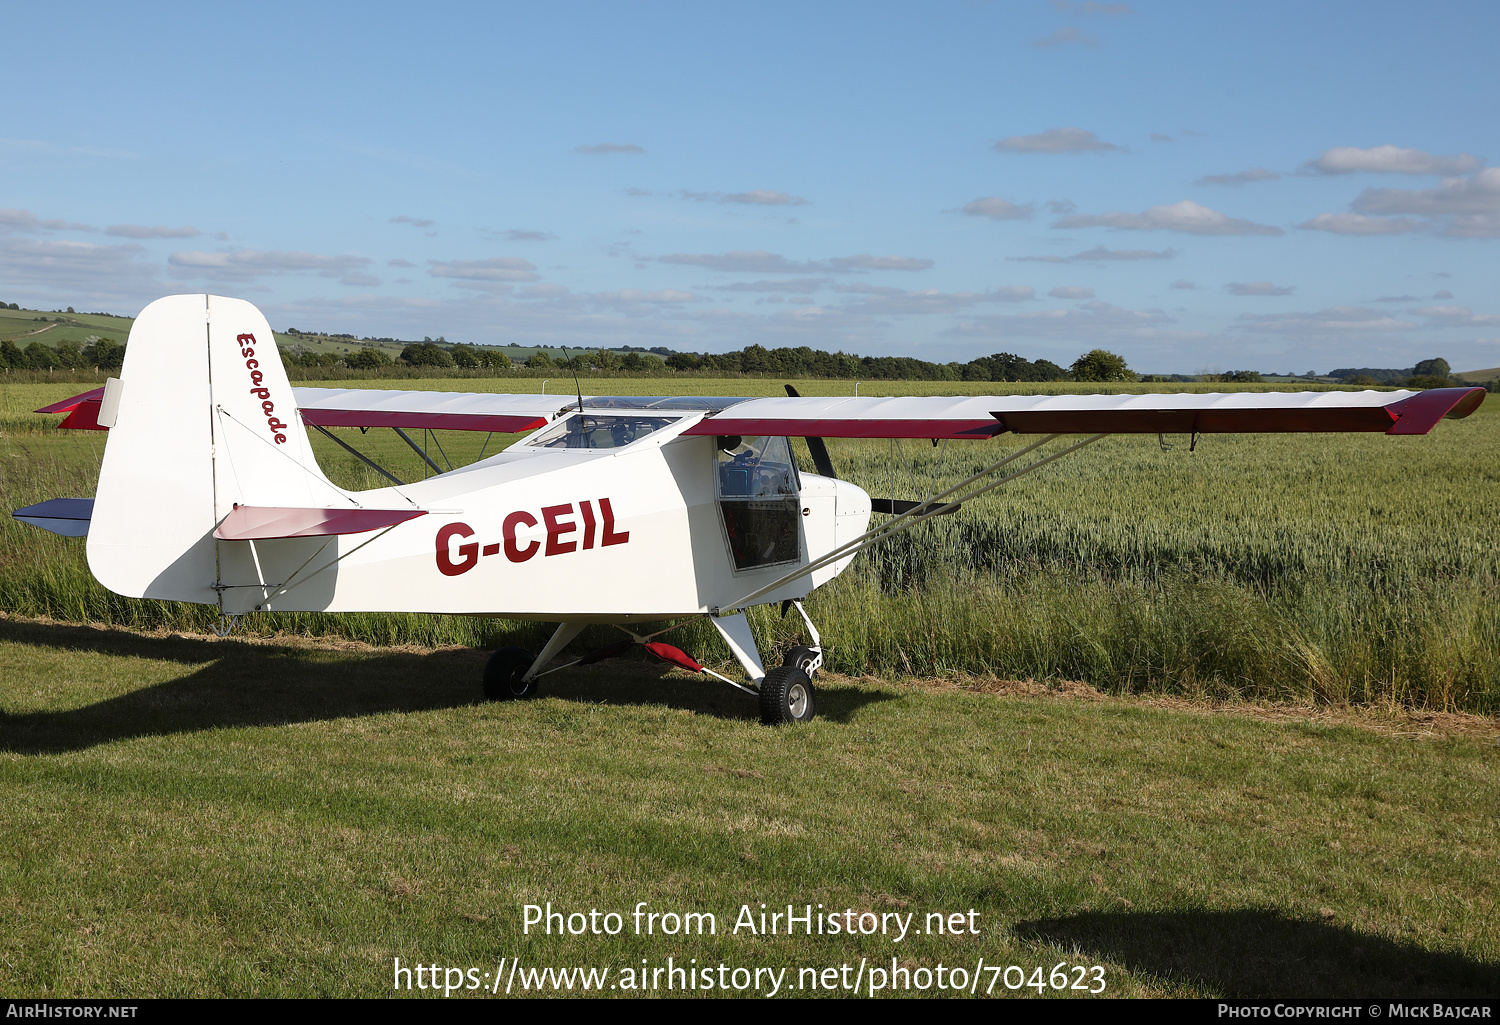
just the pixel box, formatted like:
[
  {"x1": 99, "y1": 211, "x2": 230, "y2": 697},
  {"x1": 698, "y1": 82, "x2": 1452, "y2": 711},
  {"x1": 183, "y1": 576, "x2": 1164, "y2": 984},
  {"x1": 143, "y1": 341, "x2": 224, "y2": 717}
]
[
  {"x1": 1454, "y1": 367, "x2": 1499, "y2": 383},
  {"x1": 0, "y1": 304, "x2": 665, "y2": 363}
]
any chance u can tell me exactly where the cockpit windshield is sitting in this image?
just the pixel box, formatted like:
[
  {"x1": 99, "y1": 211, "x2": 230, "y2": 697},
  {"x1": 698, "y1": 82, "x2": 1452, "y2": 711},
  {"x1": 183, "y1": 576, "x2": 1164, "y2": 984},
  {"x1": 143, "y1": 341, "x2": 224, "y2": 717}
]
[{"x1": 526, "y1": 413, "x2": 680, "y2": 449}]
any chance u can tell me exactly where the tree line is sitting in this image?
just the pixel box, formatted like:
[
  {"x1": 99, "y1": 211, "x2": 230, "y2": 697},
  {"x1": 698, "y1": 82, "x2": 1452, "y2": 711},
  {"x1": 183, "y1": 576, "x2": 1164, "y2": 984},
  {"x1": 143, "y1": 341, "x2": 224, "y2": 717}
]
[
  {"x1": 0, "y1": 337, "x2": 126, "y2": 371},
  {"x1": 287, "y1": 341, "x2": 1146, "y2": 382}
]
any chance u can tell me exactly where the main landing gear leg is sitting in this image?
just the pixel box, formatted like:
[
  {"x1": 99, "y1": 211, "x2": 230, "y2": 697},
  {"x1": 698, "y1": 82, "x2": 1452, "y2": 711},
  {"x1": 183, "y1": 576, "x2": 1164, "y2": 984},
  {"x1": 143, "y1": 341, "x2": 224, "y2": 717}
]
[{"x1": 712, "y1": 604, "x2": 824, "y2": 725}]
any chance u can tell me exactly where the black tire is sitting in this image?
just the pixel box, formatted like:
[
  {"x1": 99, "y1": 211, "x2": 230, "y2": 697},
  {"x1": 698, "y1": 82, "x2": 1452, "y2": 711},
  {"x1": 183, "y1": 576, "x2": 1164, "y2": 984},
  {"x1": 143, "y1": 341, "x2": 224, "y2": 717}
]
[
  {"x1": 782, "y1": 645, "x2": 820, "y2": 677},
  {"x1": 483, "y1": 647, "x2": 538, "y2": 701},
  {"x1": 759, "y1": 665, "x2": 815, "y2": 725}
]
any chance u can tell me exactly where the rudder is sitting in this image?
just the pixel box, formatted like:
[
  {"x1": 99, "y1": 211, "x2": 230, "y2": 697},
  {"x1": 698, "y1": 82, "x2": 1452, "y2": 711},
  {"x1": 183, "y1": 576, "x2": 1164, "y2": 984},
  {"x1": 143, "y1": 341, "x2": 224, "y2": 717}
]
[{"x1": 87, "y1": 294, "x2": 344, "y2": 601}]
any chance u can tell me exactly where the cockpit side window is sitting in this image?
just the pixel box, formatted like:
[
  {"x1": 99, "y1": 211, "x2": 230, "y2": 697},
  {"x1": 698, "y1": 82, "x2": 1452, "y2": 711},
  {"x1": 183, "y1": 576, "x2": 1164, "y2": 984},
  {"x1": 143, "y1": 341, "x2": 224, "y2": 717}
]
[{"x1": 715, "y1": 436, "x2": 801, "y2": 571}]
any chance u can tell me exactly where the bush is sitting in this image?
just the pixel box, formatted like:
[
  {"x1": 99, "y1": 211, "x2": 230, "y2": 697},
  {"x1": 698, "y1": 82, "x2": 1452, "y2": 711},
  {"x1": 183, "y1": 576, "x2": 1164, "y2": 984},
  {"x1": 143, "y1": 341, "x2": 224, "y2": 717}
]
[
  {"x1": 345, "y1": 348, "x2": 394, "y2": 370},
  {"x1": 82, "y1": 337, "x2": 126, "y2": 370},
  {"x1": 1071, "y1": 349, "x2": 1138, "y2": 383},
  {"x1": 400, "y1": 342, "x2": 455, "y2": 368}
]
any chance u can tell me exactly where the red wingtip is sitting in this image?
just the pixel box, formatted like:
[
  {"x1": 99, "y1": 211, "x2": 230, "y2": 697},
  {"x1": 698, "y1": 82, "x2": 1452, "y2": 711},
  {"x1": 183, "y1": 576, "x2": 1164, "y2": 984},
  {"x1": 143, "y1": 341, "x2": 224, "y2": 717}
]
[{"x1": 1385, "y1": 387, "x2": 1486, "y2": 435}]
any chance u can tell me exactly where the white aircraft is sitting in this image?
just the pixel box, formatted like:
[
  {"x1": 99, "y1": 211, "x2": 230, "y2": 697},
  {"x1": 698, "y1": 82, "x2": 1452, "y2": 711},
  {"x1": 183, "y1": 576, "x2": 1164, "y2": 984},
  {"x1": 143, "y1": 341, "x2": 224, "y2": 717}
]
[{"x1": 13, "y1": 295, "x2": 1486, "y2": 723}]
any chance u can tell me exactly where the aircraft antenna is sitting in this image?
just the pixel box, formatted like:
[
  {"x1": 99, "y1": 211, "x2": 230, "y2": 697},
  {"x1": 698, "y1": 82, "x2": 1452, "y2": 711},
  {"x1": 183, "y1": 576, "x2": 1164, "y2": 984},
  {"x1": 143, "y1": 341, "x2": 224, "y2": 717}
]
[{"x1": 561, "y1": 345, "x2": 585, "y2": 414}]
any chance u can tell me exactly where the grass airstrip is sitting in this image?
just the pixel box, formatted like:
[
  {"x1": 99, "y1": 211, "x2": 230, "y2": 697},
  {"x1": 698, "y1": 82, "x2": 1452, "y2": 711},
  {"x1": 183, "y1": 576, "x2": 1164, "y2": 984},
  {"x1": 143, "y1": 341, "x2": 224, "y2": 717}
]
[{"x1": 0, "y1": 375, "x2": 1497, "y2": 997}]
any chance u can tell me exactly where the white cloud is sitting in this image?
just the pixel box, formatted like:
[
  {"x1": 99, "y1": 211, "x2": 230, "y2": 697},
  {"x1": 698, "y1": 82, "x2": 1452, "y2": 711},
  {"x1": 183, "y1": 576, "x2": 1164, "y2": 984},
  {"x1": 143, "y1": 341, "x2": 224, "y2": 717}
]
[
  {"x1": 672, "y1": 188, "x2": 808, "y2": 205},
  {"x1": 594, "y1": 289, "x2": 699, "y2": 305},
  {"x1": 1012, "y1": 246, "x2": 1178, "y2": 263},
  {"x1": 1298, "y1": 212, "x2": 1426, "y2": 235},
  {"x1": 994, "y1": 128, "x2": 1118, "y2": 154},
  {"x1": 390, "y1": 215, "x2": 435, "y2": 228},
  {"x1": 1409, "y1": 305, "x2": 1500, "y2": 328},
  {"x1": 0, "y1": 208, "x2": 95, "y2": 233},
  {"x1": 168, "y1": 248, "x2": 375, "y2": 283},
  {"x1": 1347, "y1": 168, "x2": 1500, "y2": 237},
  {"x1": 484, "y1": 229, "x2": 558, "y2": 241},
  {"x1": 827, "y1": 254, "x2": 933, "y2": 272},
  {"x1": 1226, "y1": 281, "x2": 1294, "y2": 296},
  {"x1": 950, "y1": 300, "x2": 1194, "y2": 346},
  {"x1": 1170, "y1": 279, "x2": 1198, "y2": 289},
  {"x1": 1150, "y1": 133, "x2": 1174, "y2": 143},
  {"x1": 1050, "y1": 1, "x2": 1133, "y2": 13},
  {"x1": 1196, "y1": 168, "x2": 1280, "y2": 187},
  {"x1": 1056, "y1": 199, "x2": 1283, "y2": 235},
  {"x1": 1234, "y1": 306, "x2": 1414, "y2": 338},
  {"x1": 837, "y1": 288, "x2": 1036, "y2": 316},
  {"x1": 1048, "y1": 286, "x2": 1094, "y2": 299},
  {"x1": 105, "y1": 224, "x2": 201, "y2": 239},
  {"x1": 1359, "y1": 169, "x2": 1500, "y2": 212},
  {"x1": 722, "y1": 190, "x2": 806, "y2": 206},
  {"x1": 1305, "y1": 145, "x2": 1482, "y2": 176},
  {"x1": 660, "y1": 250, "x2": 826, "y2": 274},
  {"x1": 0, "y1": 137, "x2": 143, "y2": 160},
  {"x1": 576, "y1": 142, "x2": 645, "y2": 155},
  {"x1": 660, "y1": 251, "x2": 930, "y2": 274},
  {"x1": 518, "y1": 284, "x2": 570, "y2": 299},
  {"x1": 714, "y1": 278, "x2": 830, "y2": 294},
  {"x1": 962, "y1": 197, "x2": 1034, "y2": 220},
  {"x1": 0, "y1": 237, "x2": 156, "y2": 295},
  {"x1": 387, "y1": 258, "x2": 417, "y2": 268},
  {"x1": 427, "y1": 256, "x2": 540, "y2": 285},
  {"x1": 1033, "y1": 26, "x2": 1098, "y2": 48}
]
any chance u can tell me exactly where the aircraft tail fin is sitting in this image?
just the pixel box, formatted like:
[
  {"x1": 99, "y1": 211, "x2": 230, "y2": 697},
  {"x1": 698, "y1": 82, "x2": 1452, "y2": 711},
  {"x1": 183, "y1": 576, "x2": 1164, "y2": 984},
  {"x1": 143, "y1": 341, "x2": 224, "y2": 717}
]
[{"x1": 87, "y1": 294, "x2": 348, "y2": 601}]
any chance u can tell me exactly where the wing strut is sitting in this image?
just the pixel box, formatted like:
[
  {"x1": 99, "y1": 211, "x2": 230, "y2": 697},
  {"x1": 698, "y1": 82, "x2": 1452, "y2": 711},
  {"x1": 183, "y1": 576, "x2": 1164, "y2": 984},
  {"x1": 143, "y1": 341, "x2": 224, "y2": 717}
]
[
  {"x1": 308, "y1": 424, "x2": 406, "y2": 486},
  {"x1": 723, "y1": 432, "x2": 1109, "y2": 612}
]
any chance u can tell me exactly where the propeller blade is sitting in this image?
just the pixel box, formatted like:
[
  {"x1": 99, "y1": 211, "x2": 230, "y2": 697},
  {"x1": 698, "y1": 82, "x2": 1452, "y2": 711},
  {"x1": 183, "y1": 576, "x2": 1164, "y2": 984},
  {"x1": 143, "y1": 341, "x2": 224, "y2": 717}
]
[
  {"x1": 783, "y1": 385, "x2": 838, "y2": 478},
  {"x1": 869, "y1": 498, "x2": 962, "y2": 517}
]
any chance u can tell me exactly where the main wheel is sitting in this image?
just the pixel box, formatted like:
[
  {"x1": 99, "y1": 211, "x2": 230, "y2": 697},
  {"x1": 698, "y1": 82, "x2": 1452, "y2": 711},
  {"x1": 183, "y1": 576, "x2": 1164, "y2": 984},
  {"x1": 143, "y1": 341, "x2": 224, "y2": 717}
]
[
  {"x1": 483, "y1": 647, "x2": 539, "y2": 701},
  {"x1": 759, "y1": 665, "x2": 816, "y2": 725},
  {"x1": 782, "y1": 645, "x2": 821, "y2": 677}
]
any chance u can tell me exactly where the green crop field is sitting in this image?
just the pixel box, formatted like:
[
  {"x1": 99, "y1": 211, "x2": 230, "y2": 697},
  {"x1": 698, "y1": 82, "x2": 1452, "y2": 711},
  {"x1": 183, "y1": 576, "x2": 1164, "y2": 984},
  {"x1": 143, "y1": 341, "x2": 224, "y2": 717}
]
[{"x1": 2, "y1": 375, "x2": 1498, "y2": 998}]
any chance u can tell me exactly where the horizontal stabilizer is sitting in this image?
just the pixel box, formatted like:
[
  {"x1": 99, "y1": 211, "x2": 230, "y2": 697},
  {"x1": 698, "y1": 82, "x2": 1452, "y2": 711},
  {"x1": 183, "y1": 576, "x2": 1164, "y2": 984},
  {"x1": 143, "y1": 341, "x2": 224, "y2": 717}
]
[
  {"x1": 12, "y1": 497, "x2": 94, "y2": 537},
  {"x1": 36, "y1": 388, "x2": 108, "y2": 431},
  {"x1": 214, "y1": 505, "x2": 428, "y2": 541}
]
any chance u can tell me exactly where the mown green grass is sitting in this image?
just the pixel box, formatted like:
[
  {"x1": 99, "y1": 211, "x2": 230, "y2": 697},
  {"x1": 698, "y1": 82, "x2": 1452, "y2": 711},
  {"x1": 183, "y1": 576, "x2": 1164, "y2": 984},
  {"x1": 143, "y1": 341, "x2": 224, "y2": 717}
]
[
  {"x1": 2, "y1": 378, "x2": 1497, "y2": 711},
  {"x1": 0, "y1": 621, "x2": 1495, "y2": 998}
]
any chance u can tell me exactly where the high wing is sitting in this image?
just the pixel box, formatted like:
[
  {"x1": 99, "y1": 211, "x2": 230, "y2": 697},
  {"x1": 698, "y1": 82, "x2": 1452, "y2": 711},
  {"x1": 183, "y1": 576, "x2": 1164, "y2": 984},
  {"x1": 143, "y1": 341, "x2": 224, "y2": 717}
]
[
  {"x1": 681, "y1": 388, "x2": 1486, "y2": 439},
  {"x1": 42, "y1": 387, "x2": 760, "y2": 434},
  {"x1": 42, "y1": 384, "x2": 1484, "y2": 439},
  {"x1": 285, "y1": 386, "x2": 1483, "y2": 439}
]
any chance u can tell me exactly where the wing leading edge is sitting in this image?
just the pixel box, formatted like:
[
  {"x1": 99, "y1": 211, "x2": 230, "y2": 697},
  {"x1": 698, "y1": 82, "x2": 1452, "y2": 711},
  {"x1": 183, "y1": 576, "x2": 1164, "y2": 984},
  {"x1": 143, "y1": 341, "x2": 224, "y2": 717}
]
[
  {"x1": 682, "y1": 388, "x2": 1485, "y2": 439},
  {"x1": 35, "y1": 385, "x2": 1483, "y2": 438}
]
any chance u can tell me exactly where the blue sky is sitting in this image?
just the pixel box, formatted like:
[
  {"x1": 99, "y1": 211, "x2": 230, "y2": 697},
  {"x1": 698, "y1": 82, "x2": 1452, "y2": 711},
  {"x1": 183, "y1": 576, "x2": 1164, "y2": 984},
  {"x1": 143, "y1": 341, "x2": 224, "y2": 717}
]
[{"x1": 5, "y1": 1, "x2": 1499, "y2": 372}]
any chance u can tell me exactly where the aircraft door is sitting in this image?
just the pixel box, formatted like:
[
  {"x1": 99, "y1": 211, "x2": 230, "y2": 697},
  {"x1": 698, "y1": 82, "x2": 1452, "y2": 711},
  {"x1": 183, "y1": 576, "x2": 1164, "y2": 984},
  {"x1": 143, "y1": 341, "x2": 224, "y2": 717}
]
[{"x1": 715, "y1": 436, "x2": 801, "y2": 571}]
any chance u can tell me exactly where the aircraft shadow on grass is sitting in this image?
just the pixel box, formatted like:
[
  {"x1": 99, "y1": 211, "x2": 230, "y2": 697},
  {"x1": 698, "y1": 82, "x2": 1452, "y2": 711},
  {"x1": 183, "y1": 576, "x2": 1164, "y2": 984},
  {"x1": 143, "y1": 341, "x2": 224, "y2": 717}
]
[
  {"x1": 1015, "y1": 908, "x2": 1500, "y2": 998},
  {"x1": 0, "y1": 620, "x2": 891, "y2": 755}
]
